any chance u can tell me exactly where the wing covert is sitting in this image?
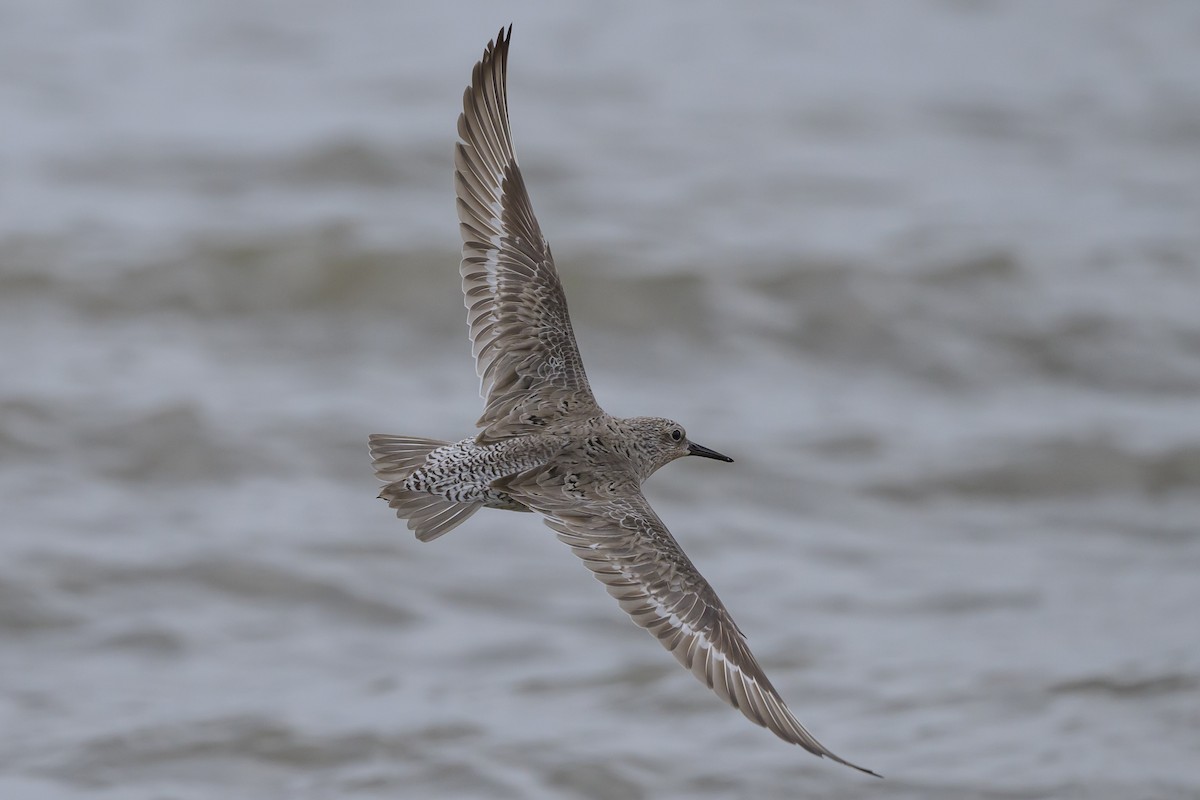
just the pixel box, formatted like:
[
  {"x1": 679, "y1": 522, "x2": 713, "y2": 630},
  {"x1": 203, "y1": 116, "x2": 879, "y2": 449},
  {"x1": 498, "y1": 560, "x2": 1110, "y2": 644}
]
[
  {"x1": 521, "y1": 489, "x2": 878, "y2": 777},
  {"x1": 456, "y1": 27, "x2": 600, "y2": 441}
]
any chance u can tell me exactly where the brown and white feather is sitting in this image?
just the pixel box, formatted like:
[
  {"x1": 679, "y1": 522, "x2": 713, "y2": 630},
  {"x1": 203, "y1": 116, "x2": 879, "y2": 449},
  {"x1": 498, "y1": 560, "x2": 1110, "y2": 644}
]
[
  {"x1": 514, "y1": 486, "x2": 878, "y2": 777},
  {"x1": 455, "y1": 27, "x2": 600, "y2": 441}
]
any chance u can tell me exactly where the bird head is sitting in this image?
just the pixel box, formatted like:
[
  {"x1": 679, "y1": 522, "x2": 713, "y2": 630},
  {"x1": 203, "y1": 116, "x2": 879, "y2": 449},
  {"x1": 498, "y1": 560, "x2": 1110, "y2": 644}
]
[{"x1": 627, "y1": 416, "x2": 733, "y2": 480}]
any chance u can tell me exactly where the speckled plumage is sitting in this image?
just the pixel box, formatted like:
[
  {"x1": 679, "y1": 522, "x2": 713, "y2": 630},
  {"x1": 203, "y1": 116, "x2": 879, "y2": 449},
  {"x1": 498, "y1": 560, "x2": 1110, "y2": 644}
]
[{"x1": 369, "y1": 26, "x2": 877, "y2": 778}]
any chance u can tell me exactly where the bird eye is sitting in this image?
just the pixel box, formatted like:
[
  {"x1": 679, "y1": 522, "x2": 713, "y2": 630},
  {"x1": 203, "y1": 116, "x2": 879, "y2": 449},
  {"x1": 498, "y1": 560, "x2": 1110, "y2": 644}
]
[{"x1": 670, "y1": 429, "x2": 683, "y2": 442}]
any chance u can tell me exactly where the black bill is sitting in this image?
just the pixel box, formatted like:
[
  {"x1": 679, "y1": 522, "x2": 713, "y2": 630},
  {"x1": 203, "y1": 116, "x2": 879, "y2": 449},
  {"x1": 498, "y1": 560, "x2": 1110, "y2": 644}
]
[{"x1": 687, "y1": 442, "x2": 734, "y2": 463}]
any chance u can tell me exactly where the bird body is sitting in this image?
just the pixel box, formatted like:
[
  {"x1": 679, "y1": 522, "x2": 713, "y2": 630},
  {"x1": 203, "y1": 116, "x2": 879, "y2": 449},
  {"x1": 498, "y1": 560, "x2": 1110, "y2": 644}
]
[
  {"x1": 370, "y1": 26, "x2": 878, "y2": 778},
  {"x1": 371, "y1": 414, "x2": 722, "y2": 538}
]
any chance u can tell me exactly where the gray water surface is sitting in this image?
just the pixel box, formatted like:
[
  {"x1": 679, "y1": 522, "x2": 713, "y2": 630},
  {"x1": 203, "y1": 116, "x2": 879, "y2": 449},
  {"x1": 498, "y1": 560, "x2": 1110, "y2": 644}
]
[{"x1": 3, "y1": 2, "x2": 1200, "y2": 798}]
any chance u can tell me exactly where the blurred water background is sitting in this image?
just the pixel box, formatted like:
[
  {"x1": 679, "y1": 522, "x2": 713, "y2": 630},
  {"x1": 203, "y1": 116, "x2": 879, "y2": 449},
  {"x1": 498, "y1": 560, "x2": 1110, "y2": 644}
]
[{"x1": 3, "y1": 2, "x2": 1200, "y2": 798}]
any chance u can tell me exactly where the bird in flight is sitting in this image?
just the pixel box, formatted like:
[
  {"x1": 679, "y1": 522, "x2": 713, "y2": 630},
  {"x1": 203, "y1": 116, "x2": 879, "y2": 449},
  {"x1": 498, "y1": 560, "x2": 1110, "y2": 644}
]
[{"x1": 370, "y1": 25, "x2": 877, "y2": 777}]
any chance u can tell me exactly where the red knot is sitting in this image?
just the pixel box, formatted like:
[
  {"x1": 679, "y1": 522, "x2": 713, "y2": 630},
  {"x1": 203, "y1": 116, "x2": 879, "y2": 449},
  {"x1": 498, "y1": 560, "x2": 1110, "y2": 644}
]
[{"x1": 370, "y1": 25, "x2": 878, "y2": 778}]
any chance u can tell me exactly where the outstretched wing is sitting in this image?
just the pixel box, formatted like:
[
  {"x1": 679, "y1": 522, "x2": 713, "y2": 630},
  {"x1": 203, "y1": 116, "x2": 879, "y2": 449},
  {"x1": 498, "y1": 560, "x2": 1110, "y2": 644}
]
[
  {"x1": 524, "y1": 489, "x2": 878, "y2": 777},
  {"x1": 455, "y1": 26, "x2": 600, "y2": 441}
]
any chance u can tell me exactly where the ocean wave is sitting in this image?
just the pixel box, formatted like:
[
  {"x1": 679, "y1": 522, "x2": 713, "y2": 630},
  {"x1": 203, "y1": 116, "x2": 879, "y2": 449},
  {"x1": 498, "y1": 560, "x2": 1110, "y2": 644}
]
[
  {"x1": 0, "y1": 573, "x2": 82, "y2": 634},
  {"x1": 0, "y1": 400, "x2": 274, "y2": 483},
  {"x1": 47, "y1": 715, "x2": 480, "y2": 785},
  {"x1": 1048, "y1": 673, "x2": 1199, "y2": 698},
  {"x1": 870, "y1": 438, "x2": 1200, "y2": 501},
  {"x1": 48, "y1": 137, "x2": 447, "y2": 194},
  {"x1": 5, "y1": 227, "x2": 1199, "y2": 398},
  {"x1": 54, "y1": 556, "x2": 416, "y2": 628}
]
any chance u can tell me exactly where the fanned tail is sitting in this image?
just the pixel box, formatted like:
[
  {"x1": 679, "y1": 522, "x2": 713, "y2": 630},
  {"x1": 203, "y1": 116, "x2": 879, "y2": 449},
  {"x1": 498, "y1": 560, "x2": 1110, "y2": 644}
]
[
  {"x1": 369, "y1": 434, "x2": 482, "y2": 542},
  {"x1": 369, "y1": 434, "x2": 451, "y2": 479}
]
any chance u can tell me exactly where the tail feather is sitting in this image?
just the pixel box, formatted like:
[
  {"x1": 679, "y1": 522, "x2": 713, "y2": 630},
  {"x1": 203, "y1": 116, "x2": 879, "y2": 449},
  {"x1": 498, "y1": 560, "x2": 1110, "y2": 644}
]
[
  {"x1": 369, "y1": 434, "x2": 450, "y2": 479},
  {"x1": 378, "y1": 483, "x2": 482, "y2": 542},
  {"x1": 369, "y1": 433, "x2": 481, "y2": 542}
]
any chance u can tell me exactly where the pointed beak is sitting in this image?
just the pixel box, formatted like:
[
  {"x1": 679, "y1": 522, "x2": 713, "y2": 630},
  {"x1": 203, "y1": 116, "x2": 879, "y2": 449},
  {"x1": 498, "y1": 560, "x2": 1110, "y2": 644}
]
[{"x1": 687, "y1": 442, "x2": 734, "y2": 463}]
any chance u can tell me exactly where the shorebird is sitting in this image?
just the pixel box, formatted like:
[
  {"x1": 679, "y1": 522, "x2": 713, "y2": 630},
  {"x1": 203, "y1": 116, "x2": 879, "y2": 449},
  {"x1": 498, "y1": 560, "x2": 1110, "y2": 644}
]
[{"x1": 370, "y1": 26, "x2": 877, "y2": 777}]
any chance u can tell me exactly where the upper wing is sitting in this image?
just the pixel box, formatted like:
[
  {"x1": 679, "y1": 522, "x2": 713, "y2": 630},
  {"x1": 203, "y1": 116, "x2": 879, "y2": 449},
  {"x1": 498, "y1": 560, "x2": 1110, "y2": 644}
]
[
  {"x1": 527, "y1": 489, "x2": 878, "y2": 777},
  {"x1": 455, "y1": 27, "x2": 600, "y2": 441}
]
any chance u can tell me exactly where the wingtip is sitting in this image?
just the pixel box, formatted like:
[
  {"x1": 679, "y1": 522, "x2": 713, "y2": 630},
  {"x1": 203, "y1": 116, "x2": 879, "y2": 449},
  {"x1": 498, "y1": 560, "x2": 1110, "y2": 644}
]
[
  {"x1": 826, "y1": 754, "x2": 882, "y2": 779},
  {"x1": 493, "y1": 23, "x2": 513, "y2": 50}
]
